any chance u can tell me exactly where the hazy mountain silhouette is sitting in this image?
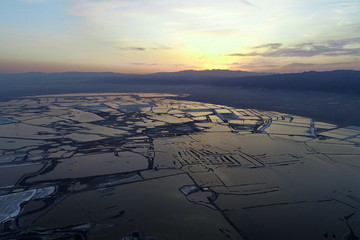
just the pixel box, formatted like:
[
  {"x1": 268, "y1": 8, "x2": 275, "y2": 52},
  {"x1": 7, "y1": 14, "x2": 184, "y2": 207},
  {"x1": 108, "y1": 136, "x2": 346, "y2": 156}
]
[
  {"x1": 0, "y1": 69, "x2": 359, "y2": 94},
  {"x1": 130, "y1": 70, "x2": 360, "y2": 94},
  {"x1": 216, "y1": 70, "x2": 360, "y2": 94},
  {"x1": 149, "y1": 69, "x2": 271, "y2": 79}
]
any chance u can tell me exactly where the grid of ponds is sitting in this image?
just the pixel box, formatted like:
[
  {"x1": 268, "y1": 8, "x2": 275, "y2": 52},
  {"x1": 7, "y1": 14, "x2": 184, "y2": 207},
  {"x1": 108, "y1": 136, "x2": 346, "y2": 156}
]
[{"x1": 0, "y1": 93, "x2": 359, "y2": 240}]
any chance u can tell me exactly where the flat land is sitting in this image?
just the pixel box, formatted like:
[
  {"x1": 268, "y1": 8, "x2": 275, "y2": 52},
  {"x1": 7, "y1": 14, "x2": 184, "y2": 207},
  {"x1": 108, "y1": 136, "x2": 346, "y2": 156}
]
[{"x1": 0, "y1": 93, "x2": 359, "y2": 239}]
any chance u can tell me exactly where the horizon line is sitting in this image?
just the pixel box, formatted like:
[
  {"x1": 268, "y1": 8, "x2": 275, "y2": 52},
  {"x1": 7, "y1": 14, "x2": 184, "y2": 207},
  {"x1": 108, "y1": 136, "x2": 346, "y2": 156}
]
[{"x1": 1, "y1": 68, "x2": 359, "y2": 75}]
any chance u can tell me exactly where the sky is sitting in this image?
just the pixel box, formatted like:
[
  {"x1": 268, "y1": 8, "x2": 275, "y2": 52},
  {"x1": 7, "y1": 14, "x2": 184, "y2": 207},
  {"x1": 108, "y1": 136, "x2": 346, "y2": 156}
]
[{"x1": 0, "y1": 0, "x2": 360, "y2": 74}]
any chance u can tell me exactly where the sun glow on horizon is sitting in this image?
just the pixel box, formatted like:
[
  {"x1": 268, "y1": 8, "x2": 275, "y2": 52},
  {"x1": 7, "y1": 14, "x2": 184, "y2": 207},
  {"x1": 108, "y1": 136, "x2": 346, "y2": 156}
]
[{"x1": 0, "y1": 0, "x2": 359, "y2": 73}]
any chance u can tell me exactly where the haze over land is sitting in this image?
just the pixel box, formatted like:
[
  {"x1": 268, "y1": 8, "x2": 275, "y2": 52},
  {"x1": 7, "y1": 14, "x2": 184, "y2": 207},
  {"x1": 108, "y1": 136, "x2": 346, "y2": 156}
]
[
  {"x1": 1, "y1": 69, "x2": 360, "y2": 126},
  {"x1": 1, "y1": 69, "x2": 360, "y2": 94}
]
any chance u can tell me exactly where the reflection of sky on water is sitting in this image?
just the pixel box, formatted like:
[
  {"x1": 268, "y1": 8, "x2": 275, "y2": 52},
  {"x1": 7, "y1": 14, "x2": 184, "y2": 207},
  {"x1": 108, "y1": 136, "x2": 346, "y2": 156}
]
[
  {"x1": 0, "y1": 93, "x2": 360, "y2": 240},
  {"x1": 0, "y1": 117, "x2": 18, "y2": 125}
]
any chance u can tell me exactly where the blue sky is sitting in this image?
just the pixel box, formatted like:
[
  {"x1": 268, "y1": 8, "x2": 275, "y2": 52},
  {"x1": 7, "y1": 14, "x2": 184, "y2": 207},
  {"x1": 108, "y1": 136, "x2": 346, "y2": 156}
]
[
  {"x1": 0, "y1": 0, "x2": 74, "y2": 33},
  {"x1": 0, "y1": 0, "x2": 359, "y2": 73}
]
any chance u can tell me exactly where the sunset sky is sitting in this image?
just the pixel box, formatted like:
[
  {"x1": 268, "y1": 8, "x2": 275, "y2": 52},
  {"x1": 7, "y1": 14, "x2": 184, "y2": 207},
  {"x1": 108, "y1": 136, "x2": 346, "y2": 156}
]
[{"x1": 0, "y1": 0, "x2": 360, "y2": 73}]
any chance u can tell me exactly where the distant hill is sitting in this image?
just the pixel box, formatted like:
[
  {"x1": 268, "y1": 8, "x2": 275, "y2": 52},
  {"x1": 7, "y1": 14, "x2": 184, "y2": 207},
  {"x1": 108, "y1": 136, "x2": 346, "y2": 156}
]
[
  {"x1": 128, "y1": 70, "x2": 360, "y2": 94},
  {"x1": 216, "y1": 70, "x2": 360, "y2": 94},
  {"x1": 137, "y1": 70, "x2": 360, "y2": 94},
  {"x1": 0, "y1": 69, "x2": 269, "y2": 82},
  {"x1": 149, "y1": 69, "x2": 271, "y2": 79},
  {"x1": 0, "y1": 69, "x2": 359, "y2": 94},
  {"x1": 0, "y1": 72, "x2": 126, "y2": 81}
]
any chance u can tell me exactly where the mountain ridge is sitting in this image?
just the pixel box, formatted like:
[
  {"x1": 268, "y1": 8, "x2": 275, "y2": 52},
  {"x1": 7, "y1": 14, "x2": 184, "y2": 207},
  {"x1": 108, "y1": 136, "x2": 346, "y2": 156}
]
[{"x1": 0, "y1": 69, "x2": 359, "y2": 94}]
